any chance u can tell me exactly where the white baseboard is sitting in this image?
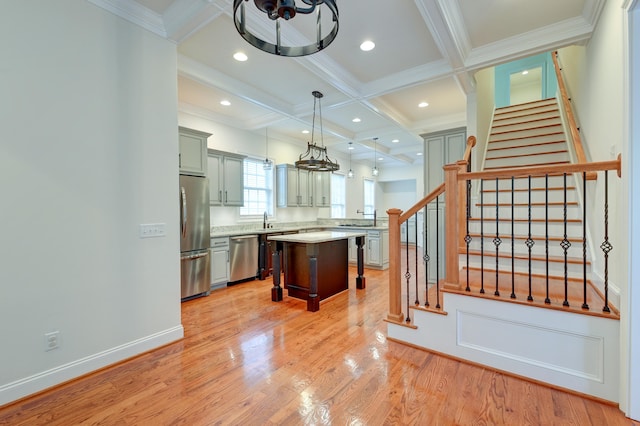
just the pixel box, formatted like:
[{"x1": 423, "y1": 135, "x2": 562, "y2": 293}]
[{"x1": 0, "y1": 325, "x2": 184, "y2": 407}]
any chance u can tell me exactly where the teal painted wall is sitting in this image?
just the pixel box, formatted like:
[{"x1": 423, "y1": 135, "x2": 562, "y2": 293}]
[{"x1": 495, "y1": 52, "x2": 558, "y2": 107}]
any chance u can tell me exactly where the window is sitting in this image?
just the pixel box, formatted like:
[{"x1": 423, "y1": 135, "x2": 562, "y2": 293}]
[
  {"x1": 363, "y1": 178, "x2": 375, "y2": 214},
  {"x1": 330, "y1": 173, "x2": 345, "y2": 218},
  {"x1": 240, "y1": 157, "x2": 273, "y2": 216}
]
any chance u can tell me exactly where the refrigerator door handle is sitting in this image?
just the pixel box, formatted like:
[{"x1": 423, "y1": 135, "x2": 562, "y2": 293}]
[{"x1": 180, "y1": 186, "x2": 187, "y2": 238}]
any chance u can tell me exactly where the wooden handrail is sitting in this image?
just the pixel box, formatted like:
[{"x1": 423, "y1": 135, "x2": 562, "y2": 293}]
[
  {"x1": 463, "y1": 135, "x2": 476, "y2": 164},
  {"x1": 459, "y1": 156, "x2": 621, "y2": 182},
  {"x1": 399, "y1": 183, "x2": 445, "y2": 223},
  {"x1": 552, "y1": 51, "x2": 596, "y2": 180}
]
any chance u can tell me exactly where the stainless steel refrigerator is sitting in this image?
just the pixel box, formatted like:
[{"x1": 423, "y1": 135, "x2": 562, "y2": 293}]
[{"x1": 179, "y1": 174, "x2": 211, "y2": 299}]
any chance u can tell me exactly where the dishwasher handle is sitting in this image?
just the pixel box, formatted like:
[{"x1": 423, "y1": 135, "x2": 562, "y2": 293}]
[{"x1": 231, "y1": 235, "x2": 258, "y2": 241}]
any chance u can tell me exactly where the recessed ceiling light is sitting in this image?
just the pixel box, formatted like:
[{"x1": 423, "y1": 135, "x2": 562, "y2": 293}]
[
  {"x1": 233, "y1": 52, "x2": 248, "y2": 62},
  {"x1": 418, "y1": 102, "x2": 429, "y2": 108},
  {"x1": 378, "y1": 157, "x2": 384, "y2": 161},
  {"x1": 348, "y1": 144, "x2": 355, "y2": 150},
  {"x1": 302, "y1": 130, "x2": 310, "y2": 134},
  {"x1": 417, "y1": 152, "x2": 423, "y2": 156},
  {"x1": 392, "y1": 139, "x2": 399, "y2": 143},
  {"x1": 522, "y1": 70, "x2": 529, "y2": 75},
  {"x1": 352, "y1": 117, "x2": 361, "y2": 123},
  {"x1": 360, "y1": 40, "x2": 375, "y2": 51},
  {"x1": 220, "y1": 100, "x2": 231, "y2": 106}
]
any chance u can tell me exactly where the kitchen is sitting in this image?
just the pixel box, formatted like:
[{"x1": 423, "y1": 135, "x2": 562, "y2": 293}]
[{"x1": 178, "y1": 124, "x2": 394, "y2": 301}]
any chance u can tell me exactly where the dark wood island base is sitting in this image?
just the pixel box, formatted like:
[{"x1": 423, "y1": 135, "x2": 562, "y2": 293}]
[{"x1": 268, "y1": 231, "x2": 366, "y2": 312}]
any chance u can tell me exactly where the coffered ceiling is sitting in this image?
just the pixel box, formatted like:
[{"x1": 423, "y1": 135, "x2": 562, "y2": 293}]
[{"x1": 90, "y1": 0, "x2": 604, "y2": 168}]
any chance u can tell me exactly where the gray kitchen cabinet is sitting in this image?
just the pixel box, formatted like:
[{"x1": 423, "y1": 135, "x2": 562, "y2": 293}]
[
  {"x1": 179, "y1": 127, "x2": 210, "y2": 177},
  {"x1": 208, "y1": 149, "x2": 245, "y2": 206},
  {"x1": 348, "y1": 236, "x2": 358, "y2": 263},
  {"x1": 366, "y1": 230, "x2": 389, "y2": 269},
  {"x1": 276, "y1": 164, "x2": 309, "y2": 207},
  {"x1": 210, "y1": 237, "x2": 230, "y2": 289},
  {"x1": 311, "y1": 171, "x2": 331, "y2": 207}
]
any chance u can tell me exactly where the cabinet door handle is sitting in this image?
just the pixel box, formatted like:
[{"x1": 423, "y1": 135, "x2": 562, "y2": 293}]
[
  {"x1": 225, "y1": 191, "x2": 228, "y2": 203},
  {"x1": 219, "y1": 190, "x2": 222, "y2": 202}
]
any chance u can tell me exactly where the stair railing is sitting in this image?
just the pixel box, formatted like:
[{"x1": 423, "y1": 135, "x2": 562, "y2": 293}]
[
  {"x1": 386, "y1": 136, "x2": 475, "y2": 324},
  {"x1": 552, "y1": 50, "x2": 596, "y2": 180},
  {"x1": 387, "y1": 146, "x2": 621, "y2": 325}
]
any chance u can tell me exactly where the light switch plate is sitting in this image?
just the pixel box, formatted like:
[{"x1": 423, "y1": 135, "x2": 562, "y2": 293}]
[{"x1": 139, "y1": 223, "x2": 166, "y2": 238}]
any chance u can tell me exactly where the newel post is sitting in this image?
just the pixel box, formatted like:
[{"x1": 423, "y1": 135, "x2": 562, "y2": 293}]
[
  {"x1": 443, "y1": 163, "x2": 462, "y2": 290},
  {"x1": 386, "y1": 208, "x2": 404, "y2": 322}
]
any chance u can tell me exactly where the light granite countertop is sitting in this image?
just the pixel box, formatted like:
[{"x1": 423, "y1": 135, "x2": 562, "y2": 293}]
[
  {"x1": 267, "y1": 230, "x2": 367, "y2": 244},
  {"x1": 210, "y1": 222, "x2": 388, "y2": 239}
]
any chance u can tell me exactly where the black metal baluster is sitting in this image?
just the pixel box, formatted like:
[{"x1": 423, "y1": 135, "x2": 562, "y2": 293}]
[
  {"x1": 545, "y1": 174, "x2": 550, "y2": 304},
  {"x1": 405, "y1": 219, "x2": 411, "y2": 322},
  {"x1": 465, "y1": 178, "x2": 472, "y2": 292},
  {"x1": 601, "y1": 171, "x2": 612, "y2": 313},
  {"x1": 525, "y1": 175, "x2": 535, "y2": 301},
  {"x1": 494, "y1": 178, "x2": 501, "y2": 296},
  {"x1": 582, "y1": 172, "x2": 589, "y2": 310},
  {"x1": 511, "y1": 177, "x2": 515, "y2": 299},
  {"x1": 561, "y1": 173, "x2": 571, "y2": 307},
  {"x1": 436, "y1": 195, "x2": 441, "y2": 309},
  {"x1": 480, "y1": 179, "x2": 485, "y2": 294},
  {"x1": 414, "y1": 214, "x2": 419, "y2": 306},
  {"x1": 424, "y1": 205, "x2": 430, "y2": 307}
]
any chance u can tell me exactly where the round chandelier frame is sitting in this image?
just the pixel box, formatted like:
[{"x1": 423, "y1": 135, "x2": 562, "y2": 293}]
[{"x1": 233, "y1": 0, "x2": 339, "y2": 57}]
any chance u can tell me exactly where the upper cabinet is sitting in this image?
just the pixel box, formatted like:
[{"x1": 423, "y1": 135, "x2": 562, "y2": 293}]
[
  {"x1": 311, "y1": 172, "x2": 331, "y2": 208},
  {"x1": 276, "y1": 164, "x2": 309, "y2": 207},
  {"x1": 179, "y1": 127, "x2": 210, "y2": 176},
  {"x1": 208, "y1": 149, "x2": 245, "y2": 207}
]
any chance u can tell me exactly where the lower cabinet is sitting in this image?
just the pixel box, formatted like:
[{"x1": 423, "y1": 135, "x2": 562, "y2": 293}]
[
  {"x1": 210, "y1": 237, "x2": 230, "y2": 289},
  {"x1": 344, "y1": 229, "x2": 389, "y2": 270}
]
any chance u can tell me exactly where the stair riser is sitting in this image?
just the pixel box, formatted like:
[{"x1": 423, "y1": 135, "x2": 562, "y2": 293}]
[
  {"x1": 488, "y1": 133, "x2": 565, "y2": 148},
  {"x1": 492, "y1": 117, "x2": 562, "y2": 133},
  {"x1": 478, "y1": 175, "x2": 578, "y2": 190},
  {"x1": 485, "y1": 152, "x2": 569, "y2": 168},
  {"x1": 463, "y1": 256, "x2": 591, "y2": 279},
  {"x1": 466, "y1": 240, "x2": 587, "y2": 258},
  {"x1": 491, "y1": 125, "x2": 564, "y2": 141},
  {"x1": 475, "y1": 204, "x2": 582, "y2": 220},
  {"x1": 493, "y1": 110, "x2": 560, "y2": 126},
  {"x1": 487, "y1": 141, "x2": 567, "y2": 157},
  {"x1": 477, "y1": 189, "x2": 578, "y2": 204},
  {"x1": 468, "y1": 221, "x2": 584, "y2": 238}
]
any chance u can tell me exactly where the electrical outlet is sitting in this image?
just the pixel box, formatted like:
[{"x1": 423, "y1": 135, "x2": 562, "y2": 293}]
[
  {"x1": 44, "y1": 331, "x2": 60, "y2": 351},
  {"x1": 139, "y1": 223, "x2": 166, "y2": 238}
]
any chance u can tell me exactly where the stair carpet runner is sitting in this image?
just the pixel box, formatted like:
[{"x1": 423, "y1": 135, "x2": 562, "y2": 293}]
[{"x1": 457, "y1": 98, "x2": 615, "y2": 315}]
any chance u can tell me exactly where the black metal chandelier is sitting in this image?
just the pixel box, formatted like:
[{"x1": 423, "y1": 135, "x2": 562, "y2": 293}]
[
  {"x1": 295, "y1": 91, "x2": 339, "y2": 172},
  {"x1": 233, "y1": 0, "x2": 339, "y2": 57}
]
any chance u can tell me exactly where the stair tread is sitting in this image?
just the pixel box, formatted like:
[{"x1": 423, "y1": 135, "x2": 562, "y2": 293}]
[
  {"x1": 492, "y1": 115, "x2": 561, "y2": 128},
  {"x1": 450, "y1": 268, "x2": 619, "y2": 319},
  {"x1": 491, "y1": 124, "x2": 563, "y2": 137}
]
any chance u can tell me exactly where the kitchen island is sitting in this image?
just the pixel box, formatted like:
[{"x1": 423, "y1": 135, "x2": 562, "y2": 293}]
[{"x1": 267, "y1": 231, "x2": 366, "y2": 312}]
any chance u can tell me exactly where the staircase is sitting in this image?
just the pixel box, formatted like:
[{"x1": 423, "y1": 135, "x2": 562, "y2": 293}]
[
  {"x1": 464, "y1": 99, "x2": 597, "y2": 305},
  {"x1": 386, "y1": 98, "x2": 622, "y2": 403}
]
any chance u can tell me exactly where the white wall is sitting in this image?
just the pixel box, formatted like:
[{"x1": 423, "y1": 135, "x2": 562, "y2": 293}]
[
  {"x1": 0, "y1": 1, "x2": 181, "y2": 405},
  {"x1": 474, "y1": 67, "x2": 495, "y2": 171}
]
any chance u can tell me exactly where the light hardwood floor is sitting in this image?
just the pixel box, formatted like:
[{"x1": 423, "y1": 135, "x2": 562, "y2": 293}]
[{"x1": 0, "y1": 266, "x2": 637, "y2": 425}]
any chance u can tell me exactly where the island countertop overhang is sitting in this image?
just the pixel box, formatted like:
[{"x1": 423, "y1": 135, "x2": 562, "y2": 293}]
[{"x1": 267, "y1": 231, "x2": 366, "y2": 244}]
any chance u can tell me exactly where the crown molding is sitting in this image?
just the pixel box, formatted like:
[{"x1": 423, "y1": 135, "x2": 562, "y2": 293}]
[{"x1": 87, "y1": 0, "x2": 166, "y2": 37}]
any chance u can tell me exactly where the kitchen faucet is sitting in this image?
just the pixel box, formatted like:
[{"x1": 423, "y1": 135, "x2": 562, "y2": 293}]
[
  {"x1": 356, "y1": 209, "x2": 377, "y2": 227},
  {"x1": 263, "y1": 211, "x2": 268, "y2": 229}
]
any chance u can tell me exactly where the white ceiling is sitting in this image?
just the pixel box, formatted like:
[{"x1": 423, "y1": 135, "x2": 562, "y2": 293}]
[{"x1": 91, "y1": 0, "x2": 604, "y2": 168}]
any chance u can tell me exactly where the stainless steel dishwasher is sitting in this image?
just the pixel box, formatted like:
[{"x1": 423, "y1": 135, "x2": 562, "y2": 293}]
[{"x1": 229, "y1": 235, "x2": 259, "y2": 283}]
